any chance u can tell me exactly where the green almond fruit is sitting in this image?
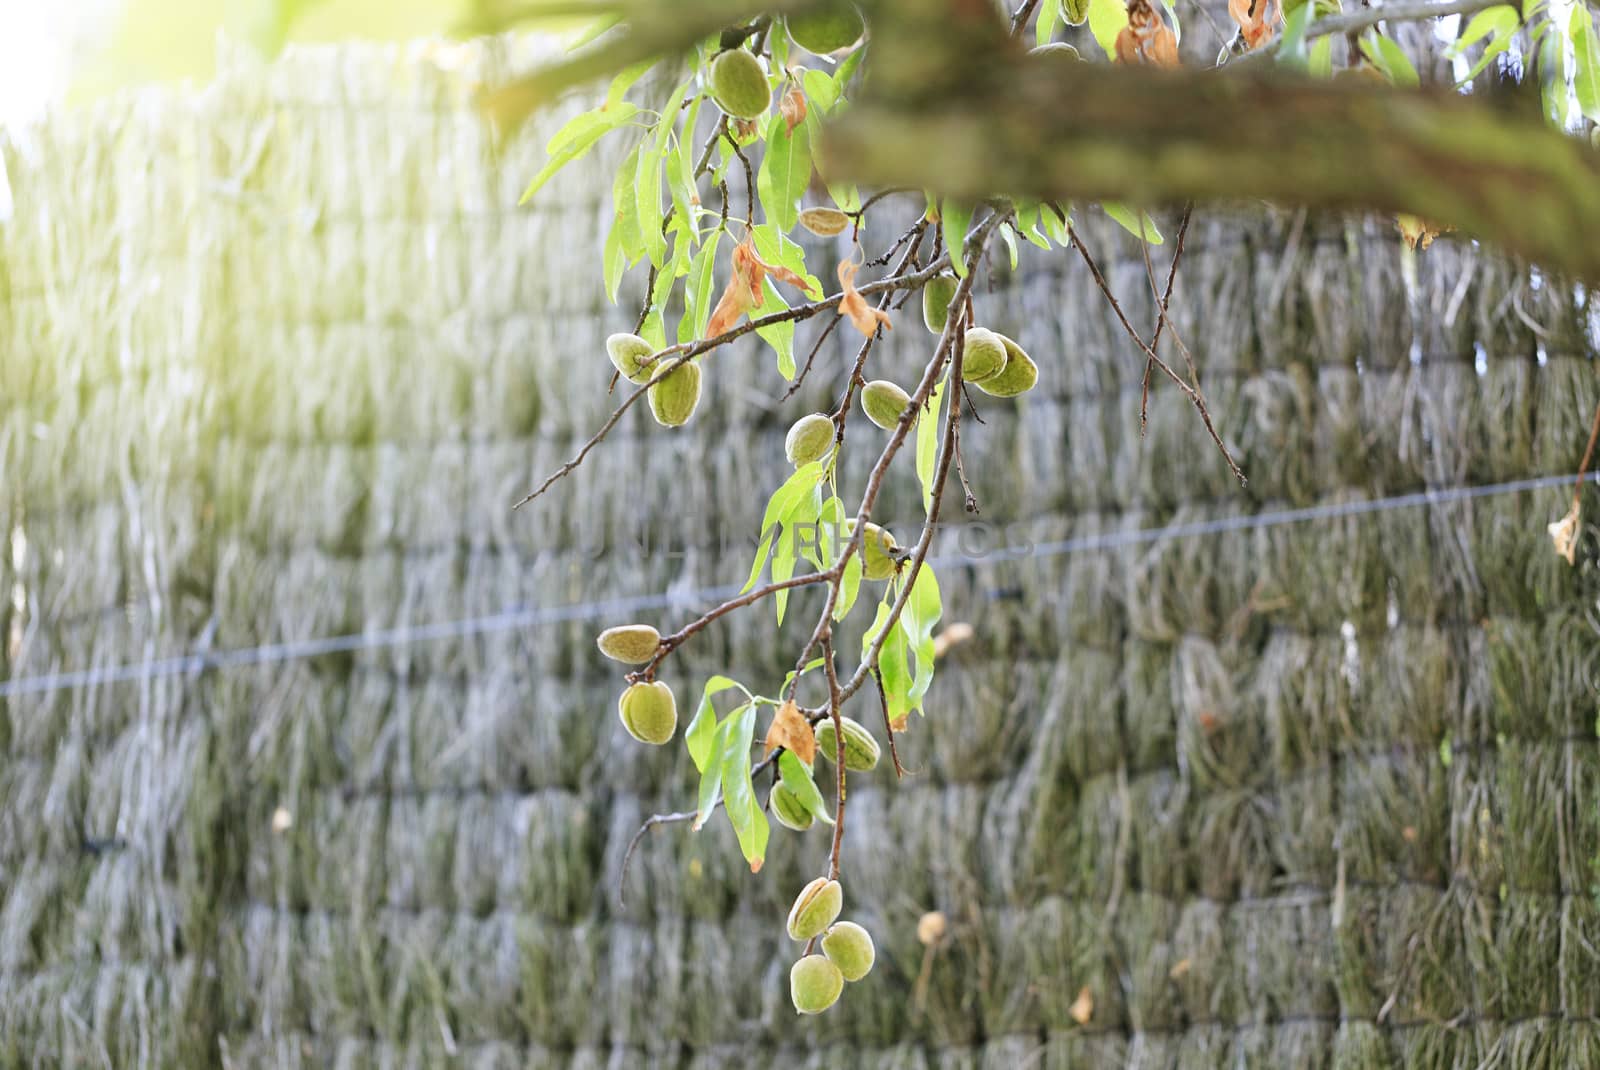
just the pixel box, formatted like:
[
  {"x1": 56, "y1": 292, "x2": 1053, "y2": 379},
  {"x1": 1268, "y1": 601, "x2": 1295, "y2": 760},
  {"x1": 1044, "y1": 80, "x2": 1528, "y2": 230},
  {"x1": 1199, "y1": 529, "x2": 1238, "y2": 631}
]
[
  {"x1": 606, "y1": 333, "x2": 656, "y2": 385},
  {"x1": 975, "y1": 334, "x2": 1039, "y2": 398},
  {"x1": 786, "y1": 413, "x2": 836, "y2": 467},
  {"x1": 786, "y1": 4, "x2": 865, "y2": 54},
  {"x1": 787, "y1": 877, "x2": 844, "y2": 941},
  {"x1": 861, "y1": 380, "x2": 912, "y2": 430},
  {"x1": 844, "y1": 520, "x2": 897, "y2": 581},
  {"x1": 789, "y1": 954, "x2": 845, "y2": 1014},
  {"x1": 862, "y1": 525, "x2": 898, "y2": 581},
  {"x1": 1030, "y1": 41, "x2": 1084, "y2": 60},
  {"x1": 648, "y1": 360, "x2": 702, "y2": 426},
  {"x1": 814, "y1": 716, "x2": 881, "y2": 772},
  {"x1": 821, "y1": 921, "x2": 876, "y2": 982},
  {"x1": 922, "y1": 274, "x2": 959, "y2": 335},
  {"x1": 596, "y1": 624, "x2": 661, "y2": 664},
  {"x1": 771, "y1": 782, "x2": 815, "y2": 831},
  {"x1": 961, "y1": 327, "x2": 1009, "y2": 383},
  {"x1": 618, "y1": 681, "x2": 677, "y2": 745},
  {"x1": 709, "y1": 49, "x2": 771, "y2": 120}
]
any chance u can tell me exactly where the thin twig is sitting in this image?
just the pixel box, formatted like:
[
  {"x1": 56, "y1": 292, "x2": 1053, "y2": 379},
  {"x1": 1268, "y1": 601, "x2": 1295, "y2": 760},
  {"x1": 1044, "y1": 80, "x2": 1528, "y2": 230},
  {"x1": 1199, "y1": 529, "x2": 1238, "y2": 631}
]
[
  {"x1": 724, "y1": 128, "x2": 756, "y2": 227},
  {"x1": 1010, "y1": 0, "x2": 1045, "y2": 35},
  {"x1": 1138, "y1": 203, "x2": 1195, "y2": 434},
  {"x1": 873, "y1": 666, "x2": 907, "y2": 779},
  {"x1": 514, "y1": 254, "x2": 956, "y2": 508},
  {"x1": 1573, "y1": 400, "x2": 1600, "y2": 508},
  {"x1": 821, "y1": 633, "x2": 848, "y2": 882},
  {"x1": 779, "y1": 313, "x2": 842, "y2": 403},
  {"x1": 1068, "y1": 221, "x2": 1246, "y2": 485},
  {"x1": 617, "y1": 809, "x2": 696, "y2": 909}
]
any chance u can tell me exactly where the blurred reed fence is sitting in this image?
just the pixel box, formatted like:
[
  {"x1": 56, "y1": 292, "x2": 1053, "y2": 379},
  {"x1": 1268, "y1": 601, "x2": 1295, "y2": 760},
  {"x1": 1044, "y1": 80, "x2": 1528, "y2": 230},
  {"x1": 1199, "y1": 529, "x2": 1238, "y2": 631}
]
[{"x1": 3, "y1": 37, "x2": 1600, "y2": 1070}]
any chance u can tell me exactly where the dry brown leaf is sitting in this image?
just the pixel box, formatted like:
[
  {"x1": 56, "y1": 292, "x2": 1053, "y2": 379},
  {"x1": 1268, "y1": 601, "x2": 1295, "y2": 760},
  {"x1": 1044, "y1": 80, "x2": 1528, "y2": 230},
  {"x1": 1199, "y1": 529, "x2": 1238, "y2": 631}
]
[
  {"x1": 932, "y1": 621, "x2": 975, "y2": 659},
  {"x1": 705, "y1": 239, "x2": 816, "y2": 338},
  {"x1": 764, "y1": 699, "x2": 817, "y2": 764},
  {"x1": 780, "y1": 85, "x2": 808, "y2": 135},
  {"x1": 1228, "y1": 0, "x2": 1281, "y2": 51},
  {"x1": 1549, "y1": 500, "x2": 1581, "y2": 565},
  {"x1": 1396, "y1": 214, "x2": 1453, "y2": 251},
  {"x1": 1168, "y1": 957, "x2": 1192, "y2": 980},
  {"x1": 1116, "y1": 0, "x2": 1180, "y2": 67},
  {"x1": 1069, "y1": 985, "x2": 1094, "y2": 1025},
  {"x1": 837, "y1": 260, "x2": 894, "y2": 337}
]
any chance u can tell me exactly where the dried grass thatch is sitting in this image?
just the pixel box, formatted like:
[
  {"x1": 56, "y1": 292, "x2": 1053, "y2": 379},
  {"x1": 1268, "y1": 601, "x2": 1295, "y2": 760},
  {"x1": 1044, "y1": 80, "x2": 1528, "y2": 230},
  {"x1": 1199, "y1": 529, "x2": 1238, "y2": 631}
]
[{"x1": 2, "y1": 29, "x2": 1599, "y2": 1070}]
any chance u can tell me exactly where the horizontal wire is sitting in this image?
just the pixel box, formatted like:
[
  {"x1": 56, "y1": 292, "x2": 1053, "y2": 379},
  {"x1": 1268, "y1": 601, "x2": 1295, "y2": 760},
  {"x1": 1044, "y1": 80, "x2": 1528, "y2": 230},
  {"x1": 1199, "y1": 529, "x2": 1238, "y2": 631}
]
[{"x1": 2, "y1": 469, "x2": 1592, "y2": 699}]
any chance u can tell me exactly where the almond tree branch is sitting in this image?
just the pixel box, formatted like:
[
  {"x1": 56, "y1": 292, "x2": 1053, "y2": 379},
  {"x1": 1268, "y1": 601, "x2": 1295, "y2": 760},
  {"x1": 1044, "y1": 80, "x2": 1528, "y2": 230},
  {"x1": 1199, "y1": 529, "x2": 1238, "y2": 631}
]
[
  {"x1": 1067, "y1": 220, "x2": 1246, "y2": 485},
  {"x1": 821, "y1": 633, "x2": 848, "y2": 882},
  {"x1": 1139, "y1": 203, "x2": 1194, "y2": 436},
  {"x1": 514, "y1": 253, "x2": 957, "y2": 508},
  {"x1": 826, "y1": 63, "x2": 1600, "y2": 285}
]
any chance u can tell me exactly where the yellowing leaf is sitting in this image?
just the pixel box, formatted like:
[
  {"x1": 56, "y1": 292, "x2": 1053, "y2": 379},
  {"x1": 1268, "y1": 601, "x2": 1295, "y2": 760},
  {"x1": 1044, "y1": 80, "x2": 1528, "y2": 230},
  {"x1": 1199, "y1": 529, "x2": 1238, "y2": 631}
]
[
  {"x1": 837, "y1": 261, "x2": 894, "y2": 337},
  {"x1": 764, "y1": 699, "x2": 817, "y2": 764}
]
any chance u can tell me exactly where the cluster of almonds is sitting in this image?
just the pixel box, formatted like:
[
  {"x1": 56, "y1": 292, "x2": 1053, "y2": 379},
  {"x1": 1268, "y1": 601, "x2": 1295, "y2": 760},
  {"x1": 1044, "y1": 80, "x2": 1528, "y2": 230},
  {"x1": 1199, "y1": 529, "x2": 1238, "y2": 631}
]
[
  {"x1": 786, "y1": 276, "x2": 1040, "y2": 468},
  {"x1": 786, "y1": 877, "x2": 876, "y2": 1014},
  {"x1": 705, "y1": 5, "x2": 865, "y2": 126},
  {"x1": 607, "y1": 334, "x2": 702, "y2": 428},
  {"x1": 596, "y1": 624, "x2": 679, "y2": 744},
  {"x1": 772, "y1": 716, "x2": 881, "y2": 830}
]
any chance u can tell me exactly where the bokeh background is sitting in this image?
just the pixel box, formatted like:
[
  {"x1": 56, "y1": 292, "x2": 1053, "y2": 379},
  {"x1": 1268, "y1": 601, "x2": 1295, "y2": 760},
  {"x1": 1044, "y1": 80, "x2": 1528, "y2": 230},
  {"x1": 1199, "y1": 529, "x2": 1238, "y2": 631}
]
[{"x1": 3, "y1": 6, "x2": 1600, "y2": 1068}]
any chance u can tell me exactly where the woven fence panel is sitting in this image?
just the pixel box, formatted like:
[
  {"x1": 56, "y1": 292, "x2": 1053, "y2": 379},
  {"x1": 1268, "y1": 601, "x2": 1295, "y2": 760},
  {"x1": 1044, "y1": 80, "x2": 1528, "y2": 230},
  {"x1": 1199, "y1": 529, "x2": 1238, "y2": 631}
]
[{"x1": 2, "y1": 38, "x2": 1599, "y2": 1070}]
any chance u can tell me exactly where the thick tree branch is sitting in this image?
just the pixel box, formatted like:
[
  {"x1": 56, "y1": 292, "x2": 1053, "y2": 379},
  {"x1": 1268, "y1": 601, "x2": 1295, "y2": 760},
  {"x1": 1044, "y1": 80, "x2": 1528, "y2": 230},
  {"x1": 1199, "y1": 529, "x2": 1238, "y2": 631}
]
[{"x1": 824, "y1": 65, "x2": 1600, "y2": 284}]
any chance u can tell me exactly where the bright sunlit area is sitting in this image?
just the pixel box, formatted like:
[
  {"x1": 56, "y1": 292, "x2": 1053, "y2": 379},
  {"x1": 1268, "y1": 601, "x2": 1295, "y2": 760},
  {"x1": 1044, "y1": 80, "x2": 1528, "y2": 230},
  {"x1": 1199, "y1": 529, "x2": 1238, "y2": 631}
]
[{"x1": 3, "y1": 2, "x2": 1600, "y2": 1068}]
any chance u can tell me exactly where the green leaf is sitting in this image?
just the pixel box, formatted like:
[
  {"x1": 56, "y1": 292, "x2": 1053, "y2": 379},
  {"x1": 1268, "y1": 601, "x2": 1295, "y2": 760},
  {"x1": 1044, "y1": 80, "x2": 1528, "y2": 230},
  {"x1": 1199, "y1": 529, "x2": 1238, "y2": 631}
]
[
  {"x1": 1087, "y1": 0, "x2": 1129, "y2": 59},
  {"x1": 753, "y1": 286, "x2": 797, "y2": 378},
  {"x1": 688, "y1": 676, "x2": 744, "y2": 772},
  {"x1": 603, "y1": 221, "x2": 627, "y2": 304},
  {"x1": 832, "y1": 47, "x2": 865, "y2": 95},
  {"x1": 756, "y1": 112, "x2": 812, "y2": 232},
  {"x1": 522, "y1": 103, "x2": 640, "y2": 203},
  {"x1": 612, "y1": 144, "x2": 644, "y2": 264},
  {"x1": 1036, "y1": 0, "x2": 1062, "y2": 45},
  {"x1": 606, "y1": 59, "x2": 656, "y2": 109},
  {"x1": 942, "y1": 201, "x2": 974, "y2": 277},
  {"x1": 636, "y1": 144, "x2": 667, "y2": 266},
  {"x1": 1447, "y1": 5, "x2": 1518, "y2": 56},
  {"x1": 1363, "y1": 32, "x2": 1421, "y2": 87},
  {"x1": 751, "y1": 225, "x2": 820, "y2": 292},
  {"x1": 773, "y1": 486, "x2": 823, "y2": 623},
  {"x1": 681, "y1": 232, "x2": 721, "y2": 343},
  {"x1": 1103, "y1": 202, "x2": 1164, "y2": 244},
  {"x1": 694, "y1": 716, "x2": 729, "y2": 829},
  {"x1": 1540, "y1": 25, "x2": 1569, "y2": 124},
  {"x1": 1014, "y1": 202, "x2": 1051, "y2": 250},
  {"x1": 720, "y1": 704, "x2": 769, "y2": 871},
  {"x1": 916, "y1": 378, "x2": 945, "y2": 517},
  {"x1": 569, "y1": 13, "x2": 621, "y2": 51},
  {"x1": 1275, "y1": 0, "x2": 1313, "y2": 70},
  {"x1": 779, "y1": 750, "x2": 834, "y2": 825},
  {"x1": 998, "y1": 224, "x2": 1020, "y2": 271},
  {"x1": 743, "y1": 462, "x2": 826, "y2": 594},
  {"x1": 1574, "y1": 7, "x2": 1600, "y2": 122},
  {"x1": 833, "y1": 551, "x2": 863, "y2": 622},
  {"x1": 900, "y1": 565, "x2": 943, "y2": 713},
  {"x1": 1309, "y1": 35, "x2": 1334, "y2": 78},
  {"x1": 803, "y1": 67, "x2": 839, "y2": 113},
  {"x1": 864, "y1": 599, "x2": 913, "y2": 725}
]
